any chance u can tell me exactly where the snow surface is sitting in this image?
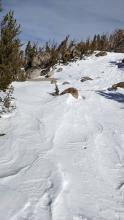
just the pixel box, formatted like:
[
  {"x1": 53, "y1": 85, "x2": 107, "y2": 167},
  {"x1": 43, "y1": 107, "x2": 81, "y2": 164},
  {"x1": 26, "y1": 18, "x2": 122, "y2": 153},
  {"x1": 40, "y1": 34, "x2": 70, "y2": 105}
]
[{"x1": 0, "y1": 52, "x2": 124, "y2": 220}]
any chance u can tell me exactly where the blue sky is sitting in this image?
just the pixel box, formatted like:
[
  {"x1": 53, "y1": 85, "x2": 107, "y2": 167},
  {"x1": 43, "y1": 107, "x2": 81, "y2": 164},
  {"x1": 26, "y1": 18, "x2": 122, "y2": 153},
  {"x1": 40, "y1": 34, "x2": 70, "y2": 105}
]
[{"x1": 2, "y1": 0, "x2": 124, "y2": 44}]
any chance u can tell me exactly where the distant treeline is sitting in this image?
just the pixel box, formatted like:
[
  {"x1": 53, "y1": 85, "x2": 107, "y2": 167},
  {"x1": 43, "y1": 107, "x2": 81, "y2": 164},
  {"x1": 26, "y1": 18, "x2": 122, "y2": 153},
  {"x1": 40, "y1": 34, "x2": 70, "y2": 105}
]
[
  {"x1": 0, "y1": 10, "x2": 124, "y2": 90},
  {"x1": 24, "y1": 29, "x2": 124, "y2": 71}
]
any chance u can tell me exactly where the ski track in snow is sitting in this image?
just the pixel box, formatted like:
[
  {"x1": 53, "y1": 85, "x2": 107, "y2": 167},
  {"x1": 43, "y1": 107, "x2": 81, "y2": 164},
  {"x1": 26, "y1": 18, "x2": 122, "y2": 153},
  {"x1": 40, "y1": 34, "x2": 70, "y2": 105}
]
[{"x1": 0, "y1": 52, "x2": 124, "y2": 220}]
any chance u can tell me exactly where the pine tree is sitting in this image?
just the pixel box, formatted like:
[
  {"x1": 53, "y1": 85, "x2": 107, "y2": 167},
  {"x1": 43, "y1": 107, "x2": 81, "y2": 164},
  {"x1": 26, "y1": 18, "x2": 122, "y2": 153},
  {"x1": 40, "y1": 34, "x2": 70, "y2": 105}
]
[
  {"x1": 25, "y1": 41, "x2": 37, "y2": 69},
  {"x1": 0, "y1": 11, "x2": 22, "y2": 90},
  {"x1": 0, "y1": 0, "x2": 2, "y2": 12},
  {"x1": 57, "y1": 35, "x2": 70, "y2": 63}
]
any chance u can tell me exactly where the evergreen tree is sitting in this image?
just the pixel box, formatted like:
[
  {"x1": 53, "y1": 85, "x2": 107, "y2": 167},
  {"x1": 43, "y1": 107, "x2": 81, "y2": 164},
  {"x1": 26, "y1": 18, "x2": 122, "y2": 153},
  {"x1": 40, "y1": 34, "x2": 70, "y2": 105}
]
[
  {"x1": 0, "y1": 10, "x2": 22, "y2": 90},
  {"x1": 0, "y1": 0, "x2": 2, "y2": 12},
  {"x1": 57, "y1": 35, "x2": 70, "y2": 63},
  {"x1": 25, "y1": 41, "x2": 37, "y2": 69}
]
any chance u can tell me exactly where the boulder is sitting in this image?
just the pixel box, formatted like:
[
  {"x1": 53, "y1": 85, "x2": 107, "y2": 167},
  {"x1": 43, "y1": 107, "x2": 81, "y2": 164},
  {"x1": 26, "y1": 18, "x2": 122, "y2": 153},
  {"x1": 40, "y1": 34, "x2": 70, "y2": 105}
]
[
  {"x1": 112, "y1": 82, "x2": 124, "y2": 90},
  {"x1": 80, "y1": 76, "x2": 93, "y2": 82},
  {"x1": 60, "y1": 87, "x2": 79, "y2": 99}
]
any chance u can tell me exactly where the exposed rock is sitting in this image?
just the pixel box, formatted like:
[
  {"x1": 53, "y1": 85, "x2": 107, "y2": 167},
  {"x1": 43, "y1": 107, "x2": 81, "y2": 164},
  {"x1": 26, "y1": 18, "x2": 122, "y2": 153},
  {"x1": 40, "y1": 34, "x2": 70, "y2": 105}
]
[
  {"x1": 62, "y1": 81, "x2": 70, "y2": 85},
  {"x1": 26, "y1": 68, "x2": 41, "y2": 79},
  {"x1": 0, "y1": 133, "x2": 6, "y2": 136},
  {"x1": 80, "y1": 76, "x2": 93, "y2": 82},
  {"x1": 95, "y1": 51, "x2": 107, "y2": 57},
  {"x1": 57, "y1": 67, "x2": 63, "y2": 72},
  {"x1": 60, "y1": 87, "x2": 79, "y2": 99},
  {"x1": 112, "y1": 82, "x2": 124, "y2": 90},
  {"x1": 45, "y1": 70, "x2": 54, "y2": 78},
  {"x1": 40, "y1": 68, "x2": 48, "y2": 76}
]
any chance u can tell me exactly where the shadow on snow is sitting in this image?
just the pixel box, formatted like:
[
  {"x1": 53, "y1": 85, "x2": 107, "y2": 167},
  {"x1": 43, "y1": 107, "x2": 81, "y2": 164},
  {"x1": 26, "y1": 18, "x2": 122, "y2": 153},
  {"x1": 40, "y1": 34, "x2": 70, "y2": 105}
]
[{"x1": 96, "y1": 91, "x2": 124, "y2": 103}]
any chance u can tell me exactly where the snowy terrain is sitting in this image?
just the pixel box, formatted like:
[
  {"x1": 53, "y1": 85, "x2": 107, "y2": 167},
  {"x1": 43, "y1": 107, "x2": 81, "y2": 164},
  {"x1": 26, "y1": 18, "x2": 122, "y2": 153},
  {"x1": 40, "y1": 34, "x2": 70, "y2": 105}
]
[{"x1": 0, "y1": 52, "x2": 124, "y2": 220}]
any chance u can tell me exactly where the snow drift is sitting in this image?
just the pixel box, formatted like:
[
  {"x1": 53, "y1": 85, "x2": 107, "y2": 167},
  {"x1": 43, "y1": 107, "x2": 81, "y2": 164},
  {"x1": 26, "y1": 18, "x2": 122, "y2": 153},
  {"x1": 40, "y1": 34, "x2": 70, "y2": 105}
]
[{"x1": 0, "y1": 52, "x2": 124, "y2": 220}]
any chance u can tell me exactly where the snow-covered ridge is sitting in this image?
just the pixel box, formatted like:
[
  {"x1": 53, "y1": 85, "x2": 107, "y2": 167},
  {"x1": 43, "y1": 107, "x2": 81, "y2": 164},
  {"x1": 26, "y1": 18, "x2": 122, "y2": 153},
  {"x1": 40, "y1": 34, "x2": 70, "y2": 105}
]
[{"x1": 0, "y1": 52, "x2": 124, "y2": 220}]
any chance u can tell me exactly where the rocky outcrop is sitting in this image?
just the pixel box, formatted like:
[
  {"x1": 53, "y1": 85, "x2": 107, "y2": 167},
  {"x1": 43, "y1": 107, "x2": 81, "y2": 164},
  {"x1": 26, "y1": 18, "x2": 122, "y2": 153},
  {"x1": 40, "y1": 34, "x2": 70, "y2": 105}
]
[
  {"x1": 45, "y1": 69, "x2": 54, "y2": 78},
  {"x1": 26, "y1": 68, "x2": 41, "y2": 79},
  {"x1": 95, "y1": 51, "x2": 107, "y2": 57}
]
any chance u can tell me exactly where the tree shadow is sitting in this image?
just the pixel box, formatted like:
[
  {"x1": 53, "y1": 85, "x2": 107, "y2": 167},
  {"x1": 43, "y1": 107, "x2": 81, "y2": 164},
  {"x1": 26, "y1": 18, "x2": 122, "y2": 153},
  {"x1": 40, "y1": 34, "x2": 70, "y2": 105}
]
[
  {"x1": 109, "y1": 61, "x2": 117, "y2": 65},
  {"x1": 96, "y1": 91, "x2": 124, "y2": 103},
  {"x1": 109, "y1": 61, "x2": 124, "y2": 69},
  {"x1": 117, "y1": 63, "x2": 124, "y2": 69}
]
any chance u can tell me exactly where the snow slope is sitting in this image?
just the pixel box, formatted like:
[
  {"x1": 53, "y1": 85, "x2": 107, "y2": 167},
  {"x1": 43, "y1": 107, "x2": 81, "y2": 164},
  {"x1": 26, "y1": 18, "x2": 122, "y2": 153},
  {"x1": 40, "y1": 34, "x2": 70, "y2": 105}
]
[{"x1": 0, "y1": 52, "x2": 124, "y2": 220}]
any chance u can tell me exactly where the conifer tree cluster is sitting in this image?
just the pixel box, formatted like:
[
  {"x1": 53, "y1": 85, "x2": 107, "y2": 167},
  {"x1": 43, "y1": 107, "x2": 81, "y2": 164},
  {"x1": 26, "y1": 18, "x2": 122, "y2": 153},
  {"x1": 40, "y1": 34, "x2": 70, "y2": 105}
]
[
  {"x1": 23, "y1": 30, "x2": 124, "y2": 76},
  {"x1": 0, "y1": 10, "x2": 22, "y2": 90}
]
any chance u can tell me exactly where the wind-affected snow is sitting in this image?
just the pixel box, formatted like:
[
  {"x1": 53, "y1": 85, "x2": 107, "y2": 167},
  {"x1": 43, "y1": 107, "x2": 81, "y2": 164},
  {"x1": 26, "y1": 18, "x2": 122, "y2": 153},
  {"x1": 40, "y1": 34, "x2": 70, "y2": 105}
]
[{"x1": 0, "y1": 52, "x2": 124, "y2": 220}]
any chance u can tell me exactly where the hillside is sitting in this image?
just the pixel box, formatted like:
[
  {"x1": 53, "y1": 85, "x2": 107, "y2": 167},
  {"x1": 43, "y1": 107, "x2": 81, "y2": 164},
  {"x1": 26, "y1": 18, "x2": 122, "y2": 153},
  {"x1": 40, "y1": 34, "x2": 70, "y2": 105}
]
[{"x1": 0, "y1": 52, "x2": 124, "y2": 220}]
